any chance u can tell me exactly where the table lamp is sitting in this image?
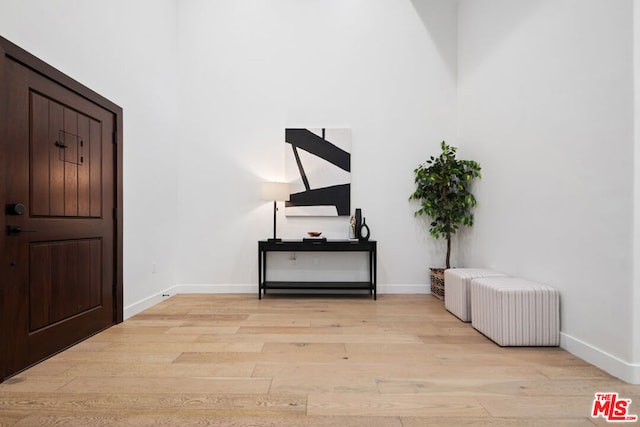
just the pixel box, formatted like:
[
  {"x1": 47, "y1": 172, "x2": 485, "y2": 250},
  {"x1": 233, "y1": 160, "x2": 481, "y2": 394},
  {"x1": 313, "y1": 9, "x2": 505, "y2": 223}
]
[{"x1": 262, "y1": 182, "x2": 290, "y2": 242}]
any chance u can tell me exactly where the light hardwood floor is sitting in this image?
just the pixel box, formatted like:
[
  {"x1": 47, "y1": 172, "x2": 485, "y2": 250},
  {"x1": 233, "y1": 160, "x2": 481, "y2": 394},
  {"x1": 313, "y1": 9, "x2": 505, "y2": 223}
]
[{"x1": 0, "y1": 294, "x2": 638, "y2": 426}]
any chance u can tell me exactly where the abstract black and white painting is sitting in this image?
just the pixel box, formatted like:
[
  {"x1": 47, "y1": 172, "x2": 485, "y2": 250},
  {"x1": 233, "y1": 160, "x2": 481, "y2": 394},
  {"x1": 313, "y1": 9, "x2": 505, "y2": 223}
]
[{"x1": 285, "y1": 128, "x2": 351, "y2": 216}]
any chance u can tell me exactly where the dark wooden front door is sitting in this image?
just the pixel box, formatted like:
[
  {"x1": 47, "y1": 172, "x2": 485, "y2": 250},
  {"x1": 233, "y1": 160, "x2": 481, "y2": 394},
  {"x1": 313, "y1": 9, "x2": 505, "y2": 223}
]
[{"x1": 0, "y1": 37, "x2": 123, "y2": 381}]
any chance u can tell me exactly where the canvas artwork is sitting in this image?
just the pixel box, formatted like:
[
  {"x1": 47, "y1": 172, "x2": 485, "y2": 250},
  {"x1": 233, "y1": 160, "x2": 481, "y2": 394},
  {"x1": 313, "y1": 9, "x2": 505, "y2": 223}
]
[{"x1": 284, "y1": 128, "x2": 351, "y2": 216}]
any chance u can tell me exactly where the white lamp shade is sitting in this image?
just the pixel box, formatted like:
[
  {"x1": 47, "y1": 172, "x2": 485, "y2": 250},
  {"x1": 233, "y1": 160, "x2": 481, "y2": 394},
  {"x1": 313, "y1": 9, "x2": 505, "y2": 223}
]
[{"x1": 262, "y1": 182, "x2": 290, "y2": 201}]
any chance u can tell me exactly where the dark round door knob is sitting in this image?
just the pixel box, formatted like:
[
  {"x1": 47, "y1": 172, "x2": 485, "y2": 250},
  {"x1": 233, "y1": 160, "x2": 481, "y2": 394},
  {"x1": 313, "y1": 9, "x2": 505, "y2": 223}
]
[{"x1": 7, "y1": 203, "x2": 26, "y2": 215}]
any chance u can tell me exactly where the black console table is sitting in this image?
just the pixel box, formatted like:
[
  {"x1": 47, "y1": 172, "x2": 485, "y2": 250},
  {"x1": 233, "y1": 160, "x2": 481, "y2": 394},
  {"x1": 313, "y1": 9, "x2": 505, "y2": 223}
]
[{"x1": 258, "y1": 239, "x2": 377, "y2": 300}]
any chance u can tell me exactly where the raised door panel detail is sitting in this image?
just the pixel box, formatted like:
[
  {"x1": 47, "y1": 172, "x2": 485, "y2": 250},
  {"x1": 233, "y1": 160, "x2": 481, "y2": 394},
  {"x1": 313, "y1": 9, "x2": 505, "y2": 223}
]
[
  {"x1": 30, "y1": 91, "x2": 103, "y2": 218},
  {"x1": 29, "y1": 239, "x2": 103, "y2": 332}
]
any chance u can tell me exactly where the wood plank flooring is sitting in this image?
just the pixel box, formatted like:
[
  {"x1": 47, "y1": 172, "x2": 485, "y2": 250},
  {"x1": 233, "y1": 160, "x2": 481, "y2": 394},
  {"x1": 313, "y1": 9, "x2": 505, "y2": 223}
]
[{"x1": 1, "y1": 294, "x2": 638, "y2": 426}]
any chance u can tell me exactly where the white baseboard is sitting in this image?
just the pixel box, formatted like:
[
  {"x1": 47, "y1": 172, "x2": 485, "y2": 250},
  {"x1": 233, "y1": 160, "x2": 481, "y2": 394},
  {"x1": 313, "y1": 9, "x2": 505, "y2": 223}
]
[
  {"x1": 123, "y1": 285, "x2": 180, "y2": 319},
  {"x1": 561, "y1": 332, "x2": 640, "y2": 384},
  {"x1": 177, "y1": 283, "x2": 256, "y2": 294}
]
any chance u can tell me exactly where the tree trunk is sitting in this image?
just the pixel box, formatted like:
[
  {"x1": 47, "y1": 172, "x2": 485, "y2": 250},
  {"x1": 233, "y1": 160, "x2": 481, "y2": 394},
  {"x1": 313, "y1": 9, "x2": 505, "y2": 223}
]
[
  {"x1": 442, "y1": 183, "x2": 451, "y2": 269},
  {"x1": 445, "y1": 233, "x2": 451, "y2": 269}
]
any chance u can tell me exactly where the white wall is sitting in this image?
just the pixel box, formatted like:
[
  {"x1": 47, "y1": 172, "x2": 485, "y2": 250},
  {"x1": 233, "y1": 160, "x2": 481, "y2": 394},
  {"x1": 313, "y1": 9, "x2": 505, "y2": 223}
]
[
  {"x1": 0, "y1": 0, "x2": 181, "y2": 314},
  {"x1": 458, "y1": 0, "x2": 638, "y2": 382},
  {"x1": 634, "y1": 0, "x2": 640, "y2": 377},
  {"x1": 175, "y1": 0, "x2": 459, "y2": 292}
]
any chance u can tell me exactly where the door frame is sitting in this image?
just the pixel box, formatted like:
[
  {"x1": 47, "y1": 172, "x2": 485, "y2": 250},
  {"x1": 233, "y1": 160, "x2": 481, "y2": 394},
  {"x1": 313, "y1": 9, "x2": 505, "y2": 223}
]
[{"x1": 0, "y1": 36, "x2": 123, "y2": 377}]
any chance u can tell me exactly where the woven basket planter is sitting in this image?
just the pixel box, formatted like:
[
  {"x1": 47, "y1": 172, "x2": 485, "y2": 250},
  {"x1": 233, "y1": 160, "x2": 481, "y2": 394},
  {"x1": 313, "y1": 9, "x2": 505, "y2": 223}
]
[{"x1": 430, "y1": 268, "x2": 446, "y2": 300}]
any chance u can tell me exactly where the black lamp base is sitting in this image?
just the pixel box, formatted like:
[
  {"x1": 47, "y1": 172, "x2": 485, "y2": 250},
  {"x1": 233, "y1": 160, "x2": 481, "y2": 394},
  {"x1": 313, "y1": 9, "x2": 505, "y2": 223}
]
[{"x1": 268, "y1": 201, "x2": 283, "y2": 243}]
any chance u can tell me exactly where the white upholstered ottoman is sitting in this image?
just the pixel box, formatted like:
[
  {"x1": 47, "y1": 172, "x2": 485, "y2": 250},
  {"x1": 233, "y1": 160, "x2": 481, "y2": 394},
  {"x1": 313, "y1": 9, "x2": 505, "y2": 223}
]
[
  {"x1": 445, "y1": 268, "x2": 507, "y2": 322},
  {"x1": 470, "y1": 277, "x2": 560, "y2": 346}
]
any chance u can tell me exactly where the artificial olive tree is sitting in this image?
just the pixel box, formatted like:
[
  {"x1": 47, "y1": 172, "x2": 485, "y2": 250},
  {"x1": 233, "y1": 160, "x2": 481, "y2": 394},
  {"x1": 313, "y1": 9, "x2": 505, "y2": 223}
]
[{"x1": 409, "y1": 141, "x2": 481, "y2": 269}]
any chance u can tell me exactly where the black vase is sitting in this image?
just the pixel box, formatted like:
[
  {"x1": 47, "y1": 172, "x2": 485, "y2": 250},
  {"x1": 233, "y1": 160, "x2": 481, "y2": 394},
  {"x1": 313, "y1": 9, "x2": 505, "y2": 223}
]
[
  {"x1": 359, "y1": 218, "x2": 370, "y2": 241},
  {"x1": 355, "y1": 208, "x2": 362, "y2": 239}
]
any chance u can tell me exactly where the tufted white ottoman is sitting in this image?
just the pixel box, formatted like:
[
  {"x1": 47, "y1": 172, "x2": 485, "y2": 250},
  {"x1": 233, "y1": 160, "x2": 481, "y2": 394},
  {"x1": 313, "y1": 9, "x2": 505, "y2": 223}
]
[
  {"x1": 470, "y1": 277, "x2": 560, "y2": 346},
  {"x1": 444, "y1": 268, "x2": 507, "y2": 322}
]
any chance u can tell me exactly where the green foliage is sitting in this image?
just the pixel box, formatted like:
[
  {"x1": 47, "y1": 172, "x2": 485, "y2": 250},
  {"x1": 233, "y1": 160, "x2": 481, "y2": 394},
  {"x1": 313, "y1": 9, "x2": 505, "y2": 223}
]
[{"x1": 409, "y1": 141, "x2": 481, "y2": 268}]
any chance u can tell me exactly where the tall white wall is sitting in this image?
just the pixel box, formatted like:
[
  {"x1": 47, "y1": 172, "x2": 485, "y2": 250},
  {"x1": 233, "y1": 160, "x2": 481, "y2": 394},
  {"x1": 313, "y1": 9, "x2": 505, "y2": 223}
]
[
  {"x1": 175, "y1": 0, "x2": 459, "y2": 292},
  {"x1": 634, "y1": 0, "x2": 640, "y2": 377},
  {"x1": 0, "y1": 0, "x2": 180, "y2": 314},
  {"x1": 458, "y1": 0, "x2": 638, "y2": 382}
]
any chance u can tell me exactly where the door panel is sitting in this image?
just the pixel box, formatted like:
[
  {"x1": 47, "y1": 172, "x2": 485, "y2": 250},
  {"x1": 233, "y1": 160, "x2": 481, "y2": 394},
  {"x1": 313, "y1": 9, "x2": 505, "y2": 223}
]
[
  {"x1": 1, "y1": 36, "x2": 123, "y2": 381},
  {"x1": 30, "y1": 91, "x2": 103, "y2": 219},
  {"x1": 29, "y1": 239, "x2": 103, "y2": 331}
]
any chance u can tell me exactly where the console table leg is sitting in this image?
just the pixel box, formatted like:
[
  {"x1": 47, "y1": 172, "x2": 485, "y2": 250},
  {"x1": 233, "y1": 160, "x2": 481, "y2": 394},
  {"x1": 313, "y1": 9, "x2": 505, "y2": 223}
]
[
  {"x1": 372, "y1": 247, "x2": 377, "y2": 300},
  {"x1": 258, "y1": 248, "x2": 263, "y2": 299}
]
